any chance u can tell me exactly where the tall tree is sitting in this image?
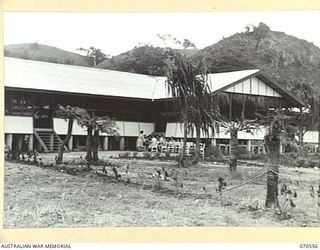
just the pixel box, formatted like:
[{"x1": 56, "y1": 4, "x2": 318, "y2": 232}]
[
  {"x1": 157, "y1": 34, "x2": 197, "y2": 50},
  {"x1": 220, "y1": 120, "x2": 258, "y2": 172},
  {"x1": 258, "y1": 110, "x2": 297, "y2": 207},
  {"x1": 165, "y1": 52, "x2": 217, "y2": 165},
  {"x1": 55, "y1": 105, "x2": 85, "y2": 163},
  {"x1": 77, "y1": 46, "x2": 108, "y2": 66},
  {"x1": 218, "y1": 93, "x2": 259, "y2": 172},
  {"x1": 290, "y1": 76, "x2": 320, "y2": 152},
  {"x1": 182, "y1": 39, "x2": 197, "y2": 49},
  {"x1": 77, "y1": 110, "x2": 119, "y2": 161}
]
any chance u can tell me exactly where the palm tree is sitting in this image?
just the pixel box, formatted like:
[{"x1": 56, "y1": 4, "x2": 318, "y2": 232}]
[
  {"x1": 165, "y1": 53, "x2": 216, "y2": 165},
  {"x1": 259, "y1": 110, "x2": 297, "y2": 207}
]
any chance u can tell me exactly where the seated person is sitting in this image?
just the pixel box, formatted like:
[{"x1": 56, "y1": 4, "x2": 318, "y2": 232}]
[
  {"x1": 159, "y1": 135, "x2": 166, "y2": 146},
  {"x1": 150, "y1": 136, "x2": 158, "y2": 151},
  {"x1": 144, "y1": 135, "x2": 152, "y2": 151}
]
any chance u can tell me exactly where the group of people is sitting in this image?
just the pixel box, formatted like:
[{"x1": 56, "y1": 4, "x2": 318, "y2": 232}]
[{"x1": 136, "y1": 131, "x2": 177, "y2": 152}]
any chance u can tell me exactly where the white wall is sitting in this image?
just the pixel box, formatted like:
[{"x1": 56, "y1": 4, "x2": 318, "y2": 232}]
[
  {"x1": 225, "y1": 77, "x2": 281, "y2": 97},
  {"x1": 165, "y1": 122, "x2": 266, "y2": 140},
  {"x1": 5, "y1": 116, "x2": 33, "y2": 134},
  {"x1": 53, "y1": 118, "x2": 154, "y2": 137},
  {"x1": 304, "y1": 131, "x2": 319, "y2": 144},
  {"x1": 54, "y1": 118, "x2": 87, "y2": 135}
]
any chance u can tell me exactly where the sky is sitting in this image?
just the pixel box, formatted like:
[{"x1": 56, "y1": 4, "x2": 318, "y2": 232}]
[{"x1": 3, "y1": 11, "x2": 320, "y2": 56}]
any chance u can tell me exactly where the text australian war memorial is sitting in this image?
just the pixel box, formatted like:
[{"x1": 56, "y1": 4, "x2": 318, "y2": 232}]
[{"x1": 4, "y1": 56, "x2": 305, "y2": 154}]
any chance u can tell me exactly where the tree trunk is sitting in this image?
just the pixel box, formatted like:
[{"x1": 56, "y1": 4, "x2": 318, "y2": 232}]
[
  {"x1": 193, "y1": 122, "x2": 201, "y2": 164},
  {"x1": 298, "y1": 107, "x2": 304, "y2": 148},
  {"x1": 92, "y1": 130, "x2": 100, "y2": 161},
  {"x1": 318, "y1": 120, "x2": 320, "y2": 153},
  {"x1": 85, "y1": 126, "x2": 93, "y2": 161},
  {"x1": 179, "y1": 121, "x2": 188, "y2": 166},
  {"x1": 229, "y1": 127, "x2": 238, "y2": 172},
  {"x1": 56, "y1": 119, "x2": 73, "y2": 164},
  {"x1": 318, "y1": 101, "x2": 320, "y2": 152},
  {"x1": 265, "y1": 125, "x2": 281, "y2": 208}
]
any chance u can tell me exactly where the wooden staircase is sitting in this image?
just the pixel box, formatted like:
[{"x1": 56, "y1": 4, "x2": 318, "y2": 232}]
[{"x1": 34, "y1": 128, "x2": 68, "y2": 153}]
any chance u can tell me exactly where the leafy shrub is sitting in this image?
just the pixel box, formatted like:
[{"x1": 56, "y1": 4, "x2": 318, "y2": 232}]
[
  {"x1": 143, "y1": 152, "x2": 152, "y2": 160},
  {"x1": 204, "y1": 144, "x2": 225, "y2": 162},
  {"x1": 238, "y1": 153, "x2": 267, "y2": 161},
  {"x1": 119, "y1": 152, "x2": 129, "y2": 158}
]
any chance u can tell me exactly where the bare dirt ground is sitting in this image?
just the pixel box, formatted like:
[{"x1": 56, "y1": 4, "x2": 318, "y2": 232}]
[{"x1": 3, "y1": 151, "x2": 320, "y2": 228}]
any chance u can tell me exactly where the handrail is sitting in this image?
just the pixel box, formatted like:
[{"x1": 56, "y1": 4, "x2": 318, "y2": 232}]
[{"x1": 33, "y1": 129, "x2": 49, "y2": 152}]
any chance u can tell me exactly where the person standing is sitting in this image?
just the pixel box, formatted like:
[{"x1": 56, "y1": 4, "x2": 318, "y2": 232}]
[{"x1": 136, "y1": 131, "x2": 145, "y2": 151}]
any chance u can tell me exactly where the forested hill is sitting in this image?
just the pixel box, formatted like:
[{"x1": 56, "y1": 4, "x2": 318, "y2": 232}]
[
  {"x1": 192, "y1": 23, "x2": 320, "y2": 92},
  {"x1": 96, "y1": 46, "x2": 169, "y2": 76},
  {"x1": 4, "y1": 24, "x2": 320, "y2": 94},
  {"x1": 97, "y1": 23, "x2": 320, "y2": 93},
  {"x1": 4, "y1": 43, "x2": 92, "y2": 67},
  {"x1": 96, "y1": 46, "x2": 199, "y2": 76}
]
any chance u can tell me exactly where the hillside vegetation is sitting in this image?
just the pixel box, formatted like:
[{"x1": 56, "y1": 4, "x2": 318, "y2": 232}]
[
  {"x1": 96, "y1": 46, "x2": 199, "y2": 76},
  {"x1": 4, "y1": 43, "x2": 91, "y2": 67},
  {"x1": 99, "y1": 23, "x2": 320, "y2": 91},
  {"x1": 192, "y1": 23, "x2": 320, "y2": 91},
  {"x1": 4, "y1": 24, "x2": 320, "y2": 92}
]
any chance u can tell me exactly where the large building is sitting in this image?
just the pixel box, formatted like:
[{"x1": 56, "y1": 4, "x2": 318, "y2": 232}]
[{"x1": 4, "y1": 57, "x2": 305, "y2": 153}]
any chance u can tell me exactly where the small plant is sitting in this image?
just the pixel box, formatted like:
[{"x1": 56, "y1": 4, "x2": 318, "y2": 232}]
[
  {"x1": 172, "y1": 169, "x2": 183, "y2": 193},
  {"x1": 152, "y1": 169, "x2": 163, "y2": 188},
  {"x1": 119, "y1": 152, "x2": 129, "y2": 158},
  {"x1": 309, "y1": 184, "x2": 320, "y2": 222},
  {"x1": 143, "y1": 152, "x2": 152, "y2": 160},
  {"x1": 216, "y1": 177, "x2": 227, "y2": 192},
  {"x1": 112, "y1": 166, "x2": 121, "y2": 179},
  {"x1": 276, "y1": 183, "x2": 298, "y2": 220}
]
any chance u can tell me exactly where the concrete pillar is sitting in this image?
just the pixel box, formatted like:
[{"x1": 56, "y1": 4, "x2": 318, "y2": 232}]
[
  {"x1": 211, "y1": 138, "x2": 217, "y2": 146},
  {"x1": 49, "y1": 134, "x2": 54, "y2": 151},
  {"x1": 280, "y1": 142, "x2": 284, "y2": 155},
  {"x1": 68, "y1": 136, "x2": 73, "y2": 150},
  {"x1": 5, "y1": 134, "x2": 13, "y2": 150},
  {"x1": 119, "y1": 137, "x2": 125, "y2": 151},
  {"x1": 74, "y1": 136, "x2": 80, "y2": 150},
  {"x1": 17, "y1": 135, "x2": 23, "y2": 150},
  {"x1": 103, "y1": 136, "x2": 109, "y2": 151},
  {"x1": 28, "y1": 135, "x2": 34, "y2": 151},
  {"x1": 247, "y1": 140, "x2": 251, "y2": 153}
]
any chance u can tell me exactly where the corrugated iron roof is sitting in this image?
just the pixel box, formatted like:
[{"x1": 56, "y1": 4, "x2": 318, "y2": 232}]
[
  {"x1": 4, "y1": 57, "x2": 168, "y2": 100},
  {"x1": 5, "y1": 57, "x2": 302, "y2": 107}
]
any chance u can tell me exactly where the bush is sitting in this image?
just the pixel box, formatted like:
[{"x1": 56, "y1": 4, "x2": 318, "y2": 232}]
[
  {"x1": 284, "y1": 154, "x2": 320, "y2": 168},
  {"x1": 239, "y1": 153, "x2": 267, "y2": 161},
  {"x1": 119, "y1": 152, "x2": 129, "y2": 158},
  {"x1": 204, "y1": 144, "x2": 225, "y2": 162},
  {"x1": 143, "y1": 152, "x2": 152, "y2": 160}
]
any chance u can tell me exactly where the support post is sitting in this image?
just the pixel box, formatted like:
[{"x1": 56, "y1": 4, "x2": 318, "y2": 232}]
[
  {"x1": 50, "y1": 134, "x2": 54, "y2": 151},
  {"x1": 247, "y1": 139, "x2": 252, "y2": 154},
  {"x1": 280, "y1": 141, "x2": 284, "y2": 155},
  {"x1": 119, "y1": 137, "x2": 125, "y2": 151},
  {"x1": 28, "y1": 135, "x2": 33, "y2": 151},
  {"x1": 68, "y1": 136, "x2": 73, "y2": 151},
  {"x1": 74, "y1": 136, "x2": 80, "y2": 150},
  {"x1": 103, "y1": 136, "x2": 109, "y2": 151},
  {"x1": 17, "y1": 135, "x2": 23, "y2": 150},
  {"x1": 5, "y1": 134, "x2": 13, "y2": 150}
]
